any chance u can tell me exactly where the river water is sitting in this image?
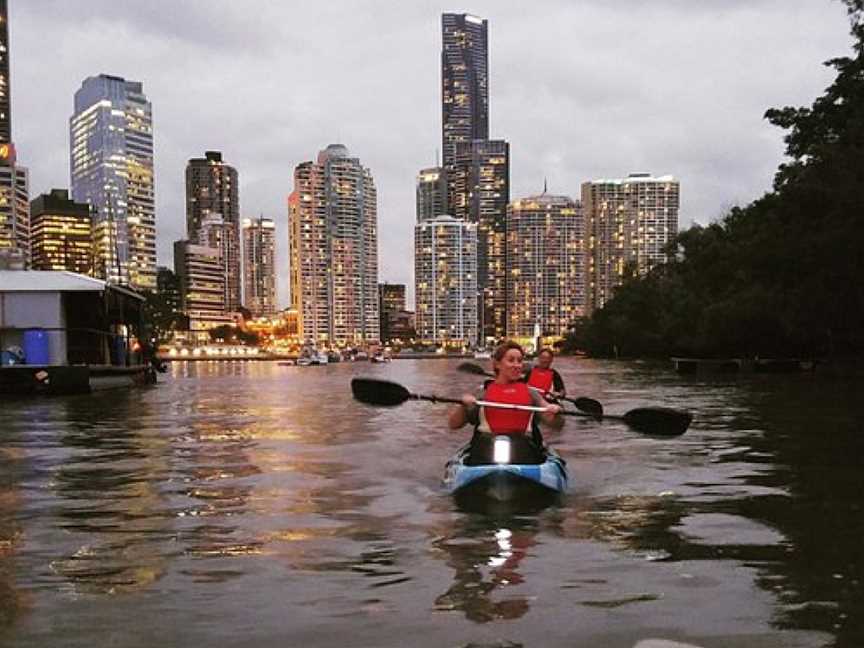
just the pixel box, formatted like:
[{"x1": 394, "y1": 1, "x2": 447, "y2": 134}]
[{"x1": 1, "y1": 359, "x2": 862, "y2": 648}]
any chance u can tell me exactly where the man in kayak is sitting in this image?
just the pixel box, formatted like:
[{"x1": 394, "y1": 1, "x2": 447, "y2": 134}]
[
  {"x1": 523, "y1": 347, "x2": 566, "y2": 400},
  {"x1": 448, "y1": 341, "x2": 562, "y2": 464}
]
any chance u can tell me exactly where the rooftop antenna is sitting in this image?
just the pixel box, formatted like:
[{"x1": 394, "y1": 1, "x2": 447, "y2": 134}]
[{"x1": 543, "y1": 177, "x2": 548, "y2": 194}]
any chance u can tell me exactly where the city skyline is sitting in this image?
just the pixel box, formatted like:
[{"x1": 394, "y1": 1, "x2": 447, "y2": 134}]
[{"x1": 8, "y1": 1, "x2": 852, "y2": 307}]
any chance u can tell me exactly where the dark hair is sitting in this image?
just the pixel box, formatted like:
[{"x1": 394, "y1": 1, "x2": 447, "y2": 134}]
[
  {"x1": 538, "y1": 347, "x2": 554, "y2": 358},
  {"x1": 493, "y1": 340, "x2": 525, "y2": 363}
]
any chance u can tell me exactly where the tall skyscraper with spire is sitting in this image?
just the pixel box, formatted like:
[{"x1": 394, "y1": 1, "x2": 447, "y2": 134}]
[
  {"x1": 440, "y1": 13, "x2": 508, "y2": 344},
  {"x1": 289, "y1": 144, "x2": 379, "y2": 347},
  {"x1": 0, "y1": 0, "x2": 30, "y2": 268},
  {"x1": 441, "y1": 13, "x2": 488, "y2": 171},
  {"x1": 186, "y1": 151, "x2": 240, "y2": 310},
  {"x1": 70, "y1": 74, "x2": 156, "y2": 289}
]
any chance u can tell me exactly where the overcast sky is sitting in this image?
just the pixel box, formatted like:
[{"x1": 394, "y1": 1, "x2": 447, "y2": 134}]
[{"x1": 9, "y1": 0, "x2": 853, "y2": 307}]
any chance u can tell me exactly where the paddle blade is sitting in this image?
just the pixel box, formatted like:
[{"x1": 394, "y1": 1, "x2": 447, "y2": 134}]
[
  {"x1": 351, "y1": 378, "x2": 412, "y2": 407},
  {"x1": 457, "y1": 362, "x2": 491, "y2": 376},
  {"x1": 572, "y1": 397, "x2": 603, "y2": 417},
  {"x1": 622, "y1": 407, "x2": 692, "y2": 437}
]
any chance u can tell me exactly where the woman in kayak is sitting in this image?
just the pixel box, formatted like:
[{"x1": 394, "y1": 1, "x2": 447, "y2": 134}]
[
  {"x1": 524, "y1": 347, "x2": 566, "y2": 400},
  {"x1": 448, "y1": 341, "x2": 562, "y2": 462}
]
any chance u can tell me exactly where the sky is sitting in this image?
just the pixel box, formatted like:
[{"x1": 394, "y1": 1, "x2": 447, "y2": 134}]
[{"x1": 9, "y1": 0, "x2": 854, "y2": 308}]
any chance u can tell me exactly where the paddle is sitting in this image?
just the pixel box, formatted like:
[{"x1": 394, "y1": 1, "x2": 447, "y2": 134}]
[
  {"x1": 351, "y1": 378, "x2": 692, "y2": 437},
  {"x1": 457, "y1": 361, "x2": 604, "y2": 417}
]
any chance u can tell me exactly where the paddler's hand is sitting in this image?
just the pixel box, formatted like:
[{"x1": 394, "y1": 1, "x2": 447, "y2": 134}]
[
  {"x1": 546, "y1": 403, "x2": 562, "y2": 416},
  {"x1": 461, "y1": 394, "x2": 477, "y2": 408}
]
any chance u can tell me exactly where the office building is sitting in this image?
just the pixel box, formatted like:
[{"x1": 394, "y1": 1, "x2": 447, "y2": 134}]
[
  {"x1": 29, "y1": 189, "x2": 92, "y2": 274},
  {"x1": 70, "y1": 74, "x2": 155, "y2": 289},
  {"x1": 241, "y1": 216, "x2": 276, "y2": 317},
  {"x1": 186, "y1": 151, "x2": 240, "y2": 310},
  {"x1": 506, "y1": 193, "x2": 586, "y2": 339},
  {"x1": 288, "y1": 144, "x2": 379, "y2": 347},
  {"x1": 414, "y1": 214, "x2": 477, "y2": 346},
  {"x1": 581, "y1": 173, "x2": 680, "y2": 311}
]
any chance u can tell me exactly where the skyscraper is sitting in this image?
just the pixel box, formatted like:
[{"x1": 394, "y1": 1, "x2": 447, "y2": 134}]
[
  {"x1": 241, "y1": 216, "x2": 276, "y2": 317},
  {"x1": 29, "y1": 189, "x2": 93, "y2": 274},
  {"x1": 70, "y1": 74, "x2": 155, "y2": 290},
  {"x1": 378, "y1": 282, "x2": 406, "y2": 343},
  {"x1": 581, "y1": 173, "x2": 680, "y2": 311},
  {"x1": 289, "y1": 144, "x2": 379, "y2": 347},
  {"x1": 506, "y1": 193, "x2": 586, "y2": 339},
  {"x1": 173, "y1": 239, "x2": 232, "y2": 342},
  {"x1": 186, "y1": 151, "x2": 240, "y2": 311},
  {"x1": 441, "y1": 13, "x2": 488, "y2": 170},
  {"x1": 0, "y1": 0, "x2": 11, "y2": 144},
  {"x1": 414, "y1": 215, "x2": 478, "y2": 346},
  {"x1": 416, "y1": 166, "x2": 447, "y2": 222},
  {"x1": 449, "y1": 139, "x2": 510, "y2": 343},
  {"x1": 0, "y1": 0, "x2": 29, "y2": 267}
]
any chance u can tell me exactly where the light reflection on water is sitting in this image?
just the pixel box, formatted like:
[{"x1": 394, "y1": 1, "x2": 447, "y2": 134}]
[{"x1": 0, "y1": 359, "x2": 862, "y2": 647}]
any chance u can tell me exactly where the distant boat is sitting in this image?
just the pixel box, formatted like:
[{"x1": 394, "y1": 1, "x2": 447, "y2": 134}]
[
  {"x1": 355, "y1": 351, "x2": 369, "y2": 361},
  {"x1": 473, "y1": 350, "x2": 491, "y2": 359},
  {"x1": 370, "y1": 354, "x2": 390, "y2": 363}
]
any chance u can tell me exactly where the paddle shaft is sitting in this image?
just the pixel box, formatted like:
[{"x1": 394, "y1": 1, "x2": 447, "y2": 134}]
[{"x1": 414, "y1": 393, "x2": 565, "y2": 414}]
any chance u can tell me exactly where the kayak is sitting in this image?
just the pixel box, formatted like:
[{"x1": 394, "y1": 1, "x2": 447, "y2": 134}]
[{"x1": 443, "y1": 434, "x2": 568, "y2": 502}]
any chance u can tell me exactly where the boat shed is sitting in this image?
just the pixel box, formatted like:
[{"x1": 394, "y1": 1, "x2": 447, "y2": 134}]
[{"x1": 0, "y1": 270, "x2": 145, "y2": 367}]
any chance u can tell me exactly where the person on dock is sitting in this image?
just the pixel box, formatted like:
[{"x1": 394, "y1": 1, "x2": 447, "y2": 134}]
[
  {"x1": 448, "y1": 341, "x2": 562, "y2": 463},
  {"x1": 523, "y1": 347, "x2": 566, "y2": 400}
]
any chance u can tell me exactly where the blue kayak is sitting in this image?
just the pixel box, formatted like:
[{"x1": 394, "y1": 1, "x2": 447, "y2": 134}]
[{"x1": 443, "y1": 437, "x2": 568, "y2": 501}]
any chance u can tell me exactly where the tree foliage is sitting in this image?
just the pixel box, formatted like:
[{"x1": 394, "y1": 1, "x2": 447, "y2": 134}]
[{"x1": 573, "y1": 3, "x2": 864, "y2": 358}]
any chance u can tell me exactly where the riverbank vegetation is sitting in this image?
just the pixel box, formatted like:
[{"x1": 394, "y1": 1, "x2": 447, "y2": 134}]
[{"x1": 566, "y1": 1, "x2": 864, "y2": 360}]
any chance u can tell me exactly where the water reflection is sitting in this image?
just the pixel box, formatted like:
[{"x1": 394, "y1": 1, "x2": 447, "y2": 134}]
[{"x1": 433, "y1": 514, "x2": 542, "y2": 622}]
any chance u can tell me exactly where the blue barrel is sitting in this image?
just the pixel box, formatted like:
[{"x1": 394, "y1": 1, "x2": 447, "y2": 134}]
[{"x1": 23, "y1": 329, "x2": 50, "y2": 365}]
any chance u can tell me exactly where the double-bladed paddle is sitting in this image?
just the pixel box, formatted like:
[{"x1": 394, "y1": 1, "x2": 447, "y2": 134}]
[
  {"x1": 351, "y1": 377, "x2": 692, "y2": 437},
  {"x1": 457, "y1": 361, "x2": 604, "y2": 417}
]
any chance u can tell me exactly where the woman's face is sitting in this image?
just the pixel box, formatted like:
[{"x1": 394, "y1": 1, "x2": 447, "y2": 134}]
[{"x1": 495, "y1": 348, "x2": 524, "y2": 382}]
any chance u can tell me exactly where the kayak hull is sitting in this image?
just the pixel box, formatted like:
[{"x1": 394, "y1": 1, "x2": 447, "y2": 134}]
[{"x1": 444, "y1": 443, "x2": 568, "y2": 501}]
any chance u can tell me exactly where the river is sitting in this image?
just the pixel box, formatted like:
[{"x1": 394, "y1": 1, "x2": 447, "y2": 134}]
[{"x1": 1, "y1": 358, "x2": 862, "y2": 647}]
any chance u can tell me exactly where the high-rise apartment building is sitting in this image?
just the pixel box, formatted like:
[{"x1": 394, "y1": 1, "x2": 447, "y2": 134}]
[
  {"x1": 173, "y1": 239, "x2": 232, "y2": 342},
  {"x1": 29, "y1": 189, "x2": 93, "y2": 274},
  {"x1": 186, "y1": 151, "x2": 240, "y2": 310},
  {"x1": 506, "y1": 193, "x2": 586, "y2": 339},
  {"x1": 416, "y1": 166, "x2": 447, "y2": 222},
  {"x1": 241, "y1": 216, "x2": 276, "y2": 317},
  {"x1": 0, "y1": 0, "x2": 29, "y2": 267},
  {"x1": 441, "y1": 13, "x2": 488, "y2": 170},
  {"x1": 288, "y1": 144, "x2": 379, "y2": 347},
  {"x1": 581, "y1": 173, "x2": 680, "y2": 311},
  {"x1": 449, "y1": 139, "x2": 509, "y2": 343},
  {"x1": 414, "y1": 215, "x2": 478, "y2": 346},
  {"x1": 378, "y1": 282, "x2": 406, "y2": 343},
  {"x1": 70, "y1": 74, "x2": 155, "y2": 290}
]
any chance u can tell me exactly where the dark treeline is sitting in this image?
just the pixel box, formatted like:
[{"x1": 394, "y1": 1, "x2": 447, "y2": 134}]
[{"x1": 567, "y1": 1, "x2": 864, "y2": 360}]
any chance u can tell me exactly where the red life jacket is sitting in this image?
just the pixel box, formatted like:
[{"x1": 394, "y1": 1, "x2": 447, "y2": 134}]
[
  {"x1": 527, "y1": 367, "x2": 554, "y2": 393},
  {"x1": 483, "y1": 381, "x2": 534, "y2": 434}
]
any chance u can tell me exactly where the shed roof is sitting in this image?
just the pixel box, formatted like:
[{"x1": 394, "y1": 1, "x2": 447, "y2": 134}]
[{"x1": 0, "y1": 271, "x2": 144, "y2": 301}]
